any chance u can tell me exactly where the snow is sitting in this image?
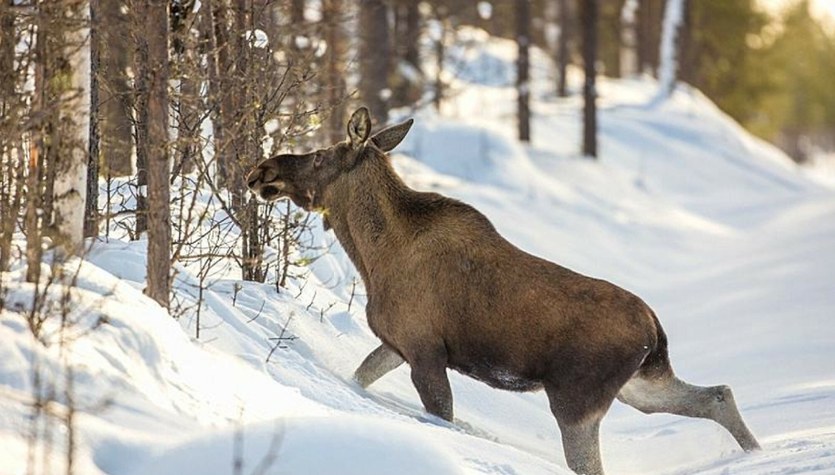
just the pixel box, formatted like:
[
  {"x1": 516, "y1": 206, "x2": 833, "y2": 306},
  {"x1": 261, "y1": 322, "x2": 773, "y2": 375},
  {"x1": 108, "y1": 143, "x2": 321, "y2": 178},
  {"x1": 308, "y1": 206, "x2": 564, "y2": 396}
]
[{"x1": 2, "y1": 27, "x2": 835, "y2": 475}]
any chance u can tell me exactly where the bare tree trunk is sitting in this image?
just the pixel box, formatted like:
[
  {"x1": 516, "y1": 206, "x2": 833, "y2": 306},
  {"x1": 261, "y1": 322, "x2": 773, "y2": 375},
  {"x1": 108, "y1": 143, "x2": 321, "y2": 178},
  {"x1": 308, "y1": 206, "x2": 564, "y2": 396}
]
[
  {"x1": 99, "y1": 0, "x2": 133, "y2": 177},
  {"x1": 233, "y1": 0, "x2": 263, "y2": 283},
  {"x1": 85, "y1": 0, "x2": 100, "y2": 239},
  {"x1": 359, "y1": 0, "x2": 390, "y2": 125},
  {"x1": 433, "y1": 5, "x2": 447, "y2": 112},
  {"x1": 637, "y1": 0, "x2": 663, "y2": 76},
  {"x1": 557, "y1": 0, "x2": 572, "y2": 97},
  {"x1": 25, "y1": 144, "x2": 42, "y2": 283},
  {"x1": 132, "y1": 0, "x2": 149, "y2": 237},
  {"x1": 677, "y1": 0, "x2": 695, "y2": 86},
  {"x1": 0, "y1": 2, "x2": 20, "y2": 271},
  {"x1": 50, "y1": 1, "x2": 90, "y2": 257},
  {"x1": 323, "y1": 0, "x2": 347, "y2": 143},
  {"x1": 399, "y1": 1, "x2": 421, "y2": 69},
  {"x1": 211, "y1": 0, "x2": 236, "y2": 187},
  {"x1": 516, "y1": 0, "x2": 531, "y2": 143},
  {"x1": 581, "y1": 0, "x2": 598, "y2": 158},
  {"x1": 390, "y1": 0, "x2": 422, "y2": 108},
  {"x1": 658, "y1": 0, "x2": 685, "y2": 98},
  {"x1": 620, "y1": 0, "x2": 639, "y2": 77},
  {"x1": 136, "y1": 0, "x2": 171, "y2": 309},
  {"x1": 171, "y1": 0, "x2": 200, "y2": 178}
]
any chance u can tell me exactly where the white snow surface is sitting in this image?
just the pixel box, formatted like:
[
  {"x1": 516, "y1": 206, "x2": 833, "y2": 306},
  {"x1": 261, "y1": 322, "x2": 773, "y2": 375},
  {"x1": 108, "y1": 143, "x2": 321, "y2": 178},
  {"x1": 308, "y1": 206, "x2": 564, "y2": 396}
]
[{"x1": 2, "y1": 30, "x2": 835, "y2": 475}]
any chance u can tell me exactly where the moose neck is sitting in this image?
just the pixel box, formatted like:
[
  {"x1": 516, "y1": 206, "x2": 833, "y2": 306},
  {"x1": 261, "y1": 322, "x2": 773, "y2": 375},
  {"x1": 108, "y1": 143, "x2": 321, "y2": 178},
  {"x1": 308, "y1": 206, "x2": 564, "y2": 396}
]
[{"x1": 322, "y1": 150, "x2": 412, "y2": 288}]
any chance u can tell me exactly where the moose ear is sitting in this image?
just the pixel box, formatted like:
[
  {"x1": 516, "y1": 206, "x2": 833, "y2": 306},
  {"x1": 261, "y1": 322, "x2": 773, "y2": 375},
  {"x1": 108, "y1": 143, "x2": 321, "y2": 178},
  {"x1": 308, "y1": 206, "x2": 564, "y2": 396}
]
[
  {"x1": 371, "y1": 118, "x2": 414, "y2": 152},
  {"x1": 347, "y1": 107, "x2": 372, "y2": 149}
]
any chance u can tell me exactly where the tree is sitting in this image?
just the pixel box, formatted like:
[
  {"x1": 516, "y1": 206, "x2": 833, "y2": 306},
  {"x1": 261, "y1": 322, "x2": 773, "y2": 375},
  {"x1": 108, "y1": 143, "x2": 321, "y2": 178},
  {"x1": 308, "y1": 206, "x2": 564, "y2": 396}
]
[
  {"x1": 41, "y1": 0, "x2": 90, "y2": 258},
  {"x1": 323, "y1": 0, "x2": 348, "y2": 143},
  {"x1": 657, "y1": 0, "x2": 685, "y2": 98},
  {"x1": 0, "y1": 2, "x2": 27, "y2": 272},
  {"x1": 598, "y1": 0, "x2": 626, "y2": 77},
  {"x1": 85, "y1": 0, "x2": 100, "y2": 239},
  {"x1": 637, "y1": 0, "x2": 664, "y2": 76},
  {"x1": 134, "y1": 0, "x2": 171, "y2": 308},
  {"x1": 581, "y1": 0, "x2": 599, "y2": 158},
  {"x1": 432, "y1": 4, "x2": 449, "y2": 111},
  {"x1": 620, "y1": 0, "x2": 640, "y2": 76},
  {"x1": 359, "y1": 0, "x2": 391, "y2": 125},
  {"x1": 98, "y1": 0, "x2": 133, "y2": 178},
  {"x1": 517, "y1": 0, "x2": 531, "y2": 142},
  {"x1": 171, "y1": 0, "x2": 201, "y2": 178},
  {"x1": 390, "y1": 0, "x2": 424, "y2": 108},
  {"x1": 557, "y1": 0, "x2": 573, "y2": 97}
]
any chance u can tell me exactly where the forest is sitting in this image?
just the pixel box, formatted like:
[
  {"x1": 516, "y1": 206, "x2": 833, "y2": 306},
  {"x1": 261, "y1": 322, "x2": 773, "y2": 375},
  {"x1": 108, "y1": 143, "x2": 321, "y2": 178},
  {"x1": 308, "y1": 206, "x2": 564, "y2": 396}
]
[
  {"x1": 1, "y1": 1, "x2": 835, "y2": 475},
  {"x1": 1, "y1": 0, "x2": 833, "y2": 301}
]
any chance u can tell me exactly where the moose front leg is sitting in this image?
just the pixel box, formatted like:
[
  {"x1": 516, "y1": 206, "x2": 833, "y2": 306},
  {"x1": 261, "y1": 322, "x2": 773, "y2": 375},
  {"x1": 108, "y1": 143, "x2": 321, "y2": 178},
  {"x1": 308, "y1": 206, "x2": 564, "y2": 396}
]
[
  {"x1": 409, "y1": 349, "x2": 453, "y2": 421},
  {"x1": 354, "y1": 344, "x2": 405, "y2": 388}
]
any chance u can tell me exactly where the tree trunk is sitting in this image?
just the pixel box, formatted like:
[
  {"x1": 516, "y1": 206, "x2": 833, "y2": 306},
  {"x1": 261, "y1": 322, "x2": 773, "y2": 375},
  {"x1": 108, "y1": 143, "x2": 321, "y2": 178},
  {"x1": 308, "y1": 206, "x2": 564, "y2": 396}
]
[
  {"x1": 171, "y1": 0, "x2": 199, "y2": 178},
  {"x1": 136, "y1": 0, "x2": 171, "y2": 309},
  {"x1": 581, "y1": 0, "x2": 598, "y2": 158},
  {"x1": 26, "y1": 8, "x2": 47, "y2": 282},
  {"x1": 658, "y1": 0, "x2": 685, "y2": 98},
  {"x1": 99, "y1": 0, "x2": 133, "y2": 177},
  {"x1": 390, "y1": 0, "x2": 422, "y2": 108},
  {"x1": 50, "y1": 1, "x2": 90, "y2": 257},
  {"x1": 85, "y1": 0, "x2": 100, "y2": 238},
  {"x1": 677, "y1": 0, "x2": 695, "y2": 86},
  {"x1": 233, "y1": 0, "x2": 263, "y2": 283},
  {"x1": 400, "y1": 2, "x2": 421, "y2": 69},
  {"x1": 557, "y1": 0, "x2": 572, "y2": 97},
  {"x1": 620, "y1": 0, "x2": 639, "y2": 77},
  {"x1": 323, "y1": 0, "x2": 347, "y2": 143},
  {"x1": 133, "y1": 17, "x2": 149, "y2": 239},
  {"x1": 0, "y1": 2, "x2": 19, "y2": 271},
  {"x1": 516, "y1": 0, "x2": 531, "y2": 142},
  {"x1": 433, "y1": 5, "x2": 447, "y2": 112},
  {"x1": 213, "y1": 0, "x2": 236, "y2": 187},
  {"x1": 359, "y1": 0, "x2": 391, "y2": 125},
  {"x1": 637, "y1": 0, "x2": 663, "y2": 76}
]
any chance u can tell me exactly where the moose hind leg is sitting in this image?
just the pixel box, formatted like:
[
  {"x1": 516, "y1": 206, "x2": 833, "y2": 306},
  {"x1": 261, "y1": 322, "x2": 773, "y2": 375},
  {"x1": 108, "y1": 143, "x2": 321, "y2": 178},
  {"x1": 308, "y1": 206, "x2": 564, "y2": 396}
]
[
  {"x1": 558, "y1": 416, "x2": 605, "y2": 475},
  {"x1": 618, "y1": 373, "x2": 760, "y2": 451},
  {"x1": 354, "y1": 344, "x2": 405, "y2": 388},
  {"x1": 544, "y1": 386, "x2": 606, "y2": 475}
]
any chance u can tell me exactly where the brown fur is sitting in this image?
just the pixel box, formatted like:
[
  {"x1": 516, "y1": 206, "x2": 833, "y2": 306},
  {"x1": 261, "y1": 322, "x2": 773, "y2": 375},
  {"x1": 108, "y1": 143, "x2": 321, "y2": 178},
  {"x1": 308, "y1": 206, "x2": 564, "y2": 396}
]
[{"x1": 246, "y1": 108, "x2": 760, "y2": 475}]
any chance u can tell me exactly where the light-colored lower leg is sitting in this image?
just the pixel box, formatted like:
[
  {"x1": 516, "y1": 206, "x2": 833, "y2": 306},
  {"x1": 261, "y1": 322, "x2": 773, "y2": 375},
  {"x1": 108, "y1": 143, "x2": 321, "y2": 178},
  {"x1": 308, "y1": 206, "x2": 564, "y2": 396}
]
[
  {"x1": 619, "y1": 375, "x2": 760, "y2": 451},
  {"x1": 353, "y1": 344, "x2": 405, "y2": 388},
  {"x1": 559, "y1": 417, "x2": 605, "y2": 475}
]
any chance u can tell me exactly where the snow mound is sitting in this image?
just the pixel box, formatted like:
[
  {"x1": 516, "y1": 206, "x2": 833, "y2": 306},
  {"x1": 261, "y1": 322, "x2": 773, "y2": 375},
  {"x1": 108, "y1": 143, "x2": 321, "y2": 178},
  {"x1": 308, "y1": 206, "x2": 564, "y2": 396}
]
[
  {"x1": 135, "y1": 415, "x2": 465, "y2": 475},
  {"x1": 398, "y1": 114, "x2": 541, "y2": 191}
]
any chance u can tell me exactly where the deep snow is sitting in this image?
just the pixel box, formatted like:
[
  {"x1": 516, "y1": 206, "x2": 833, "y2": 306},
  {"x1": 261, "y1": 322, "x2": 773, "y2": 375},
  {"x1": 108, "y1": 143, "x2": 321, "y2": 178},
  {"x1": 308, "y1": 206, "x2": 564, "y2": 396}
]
[{"x1": 2, "y1": 28, "x2": 834, "y2": 475}]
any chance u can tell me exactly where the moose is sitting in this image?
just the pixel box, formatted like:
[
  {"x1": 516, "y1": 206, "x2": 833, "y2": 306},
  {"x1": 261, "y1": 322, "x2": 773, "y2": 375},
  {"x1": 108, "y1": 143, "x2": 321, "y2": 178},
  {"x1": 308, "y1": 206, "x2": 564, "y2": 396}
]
[{"x1": 246, "y1": 107, "x2": 760, "y2": 475}]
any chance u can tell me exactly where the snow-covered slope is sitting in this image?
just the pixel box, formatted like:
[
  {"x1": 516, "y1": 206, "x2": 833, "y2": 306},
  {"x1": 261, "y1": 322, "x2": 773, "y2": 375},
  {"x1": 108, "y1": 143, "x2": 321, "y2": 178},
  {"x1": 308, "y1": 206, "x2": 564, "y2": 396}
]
[{"x1": 2, "y1": 29, "x2": 834, "y2": 475}]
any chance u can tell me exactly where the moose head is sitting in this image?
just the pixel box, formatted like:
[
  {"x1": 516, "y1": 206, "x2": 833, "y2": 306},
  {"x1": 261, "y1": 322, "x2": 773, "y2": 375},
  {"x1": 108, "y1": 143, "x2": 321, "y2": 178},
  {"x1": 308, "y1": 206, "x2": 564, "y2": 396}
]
[{"x1": 246, "y1": 107, "x2": 413, "y2": 210}]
